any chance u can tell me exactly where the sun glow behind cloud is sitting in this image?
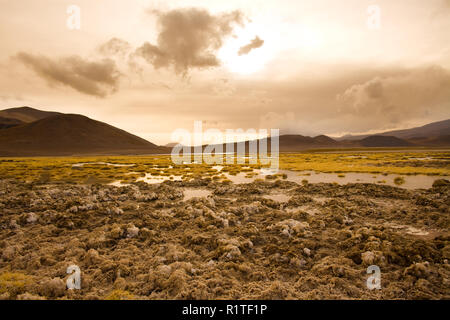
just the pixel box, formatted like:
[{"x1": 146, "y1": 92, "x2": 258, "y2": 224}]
[{"x1": 218, "y1": 23, "x2": 273, "y2": 75}]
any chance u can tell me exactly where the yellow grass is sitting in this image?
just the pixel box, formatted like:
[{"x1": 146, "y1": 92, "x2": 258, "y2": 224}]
[{"x1": 0, "y1": 151, "x2": 448, "y2": 184}]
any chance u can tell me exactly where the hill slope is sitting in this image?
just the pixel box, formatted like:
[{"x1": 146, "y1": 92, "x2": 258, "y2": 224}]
[
  {"x1": 338, "y1": 119, "x2": 450, "y2": 141},
  {"x1": 0, "y1": 116, "x2": 24, "y2": 129},
  {"x1": 277, "y1": 135, "x2": 339, "y2": 151},
  {"x1": 0, "y1": 114, "x2": 168, "y2": 156},
  {"x1": 0, "y1": 106, "x2": 61, "y2": 123},
  {"x1": 378, "y1": 119, "x2": 450, "y2": 140},
  {"x1": 359, "y1": 135, "x2": 414, "y2": 147}
]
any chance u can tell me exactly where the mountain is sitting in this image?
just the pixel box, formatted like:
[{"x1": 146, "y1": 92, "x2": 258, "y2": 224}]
[
  {"x1": 0, "y1": 106, "x2": 61, "y2": 123},
  {"x1": 408, "y1": 134, "x2": 450, "y2": 147},
  {"x1": 377, "y1": 119, "x2": 450, "y2": 140},
  {"x1": 359, "y1": 135, "x2": 414, "y2": 147},
  {"x1": 337, "y1": 119, "x2": 450, "y2": 141},
  {"x1": 277, "y1": 135, "x2": 339, "y2": 151},
  {"x1": 175, "y1": 134, "x2": 341, "y2": 154},
  {"x1": 1, "y1": 106, "x2": 448, "y2": 156},
  {"x1": 0, "y1": 112, "x2": 169, "y2": 156}
]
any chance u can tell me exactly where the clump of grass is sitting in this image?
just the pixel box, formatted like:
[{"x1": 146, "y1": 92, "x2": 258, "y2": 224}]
[
  {"x1": 432, "y1": 179, "x2": 449, "y2": 188},
  {"x1": 301, "y1": 179, "x2": 309, "y2": 186},
  {"x1": 104, "y1": 289, "x2": 135, "y2": 300},
  {"x1": 0, "y1": 272, "x2": 34, "y2": 299},
  {"x1": 337, "y1": 174, "x2": 346, "y2": 178},
  {"x1": 394, "y1": 176, "x2": 406, "y2": 185}
]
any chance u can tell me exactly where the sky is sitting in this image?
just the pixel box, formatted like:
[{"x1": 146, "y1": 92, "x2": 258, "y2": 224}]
[{"x1": 0, "y1": 0, "x2": 449, "y2": 144}]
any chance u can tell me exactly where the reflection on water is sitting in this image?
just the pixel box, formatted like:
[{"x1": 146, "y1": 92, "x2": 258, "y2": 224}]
[
  {"x1": 73, "y1": 162, "x2": 135, "y2": 167},
  {"x1": 263, "y1": 194, "x2": 291, "y2": 203},
  {"x1": 212, "y1": 165, "x2": 224, "y2": 172},
  {"x1": 109, "y1": 170, "x2": 447, "y2": 189},
  {"x1": 136, "y1": 173, "x2": 182, "y2": 184},
  {"x1": 108, "y1": 173, "x2": 182, "y2": 187},
  {"x1": 223, "y1": 169, "x2": 448, "y2": 190},
  {"x1": 408, "y1": 157, "x2": 435, "y2": 161},
  {"x1": 103, "y1": 161, "x2": 448, "y2": 189},
  {"x1": 108, "y1": 181, "x2": 127, "y2": 187}
]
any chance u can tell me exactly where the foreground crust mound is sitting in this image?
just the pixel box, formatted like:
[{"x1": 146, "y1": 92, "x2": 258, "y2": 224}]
[{"x1": 0, "y1": 179, "x2": 449, "y2": 300}]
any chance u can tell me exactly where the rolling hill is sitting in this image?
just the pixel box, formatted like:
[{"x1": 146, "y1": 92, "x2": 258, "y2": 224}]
[
  {"x1": 0, "y1": 116, "x2": 24, "y2": 129},
  {"x1": 276, "y1": 135, "x2": 339, "y2": 151},
  {"x1": 359, "y1": 135, "x2": 414, "y2": 147},
  {"x1": 0, "y1": 106, "x2": 61, "y2": 123},
  {"x1": 0, "y1": 111, "x2": 169, "y2": 156}
]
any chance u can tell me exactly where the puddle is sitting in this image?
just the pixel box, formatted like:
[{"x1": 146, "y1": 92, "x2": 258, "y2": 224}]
[
  {"x1": 136, "y1": 173, "x2": 183, "y2": 184},
  {"x1": 341, "y1": 155, "x2": 368, "y2": 159},
  {"x1": 408, "y1": 157, "x2": 435, "y2": 161},
  {"x1": 108, "y1": 181, "x2": 128, "y2": 187},
  {"x1": 184, "y1": 188, "x2": 212, "y2": 200},
  {"x1": 286, "y1": 206, "x2": 321, "y2": 215},
  {"x1": 105, "y1": 165, "x2": 448, "y2": 190},
  {"x1": 72, "y1": 162, "x2": 135, "y2": 167},
  {"x1": 386, "y1": 223, "x2": 430, "y2": 236},
  {"x1": 223, "y1": 169, "x2": 448, "y2": 190},
  {"x1": 291, "y1": 171, "x2": 448, "y2": 190},
  {"x1": 108, "y1": 173, "x2": 182, "y2": 187},
  {"x1": 263, "y1": 194, "x2": 291, "y2": 203}
]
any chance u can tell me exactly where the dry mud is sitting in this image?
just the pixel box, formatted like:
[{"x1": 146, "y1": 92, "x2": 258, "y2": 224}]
[{"x1": 0, "y1": 178, "x2": 449, "y2": 300}]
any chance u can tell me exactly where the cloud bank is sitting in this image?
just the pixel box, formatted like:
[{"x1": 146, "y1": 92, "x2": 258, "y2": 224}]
[{"x1": 98, "y1": 38, "x2": 132, "y2": 58}]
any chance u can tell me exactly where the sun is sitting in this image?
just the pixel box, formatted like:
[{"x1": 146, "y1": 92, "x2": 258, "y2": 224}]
[{"x1": 218, "y1": 26, "x2": 271, "y2": 75}]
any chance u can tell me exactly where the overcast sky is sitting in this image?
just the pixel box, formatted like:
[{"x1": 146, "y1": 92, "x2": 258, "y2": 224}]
[{"x1": 1, "y1": 0, "x2": 449, "y2": 144}]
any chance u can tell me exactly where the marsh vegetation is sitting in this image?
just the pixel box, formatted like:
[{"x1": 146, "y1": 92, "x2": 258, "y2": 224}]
[{"x1": 0, "y1": 151, "x2": 449, "y2": 300}]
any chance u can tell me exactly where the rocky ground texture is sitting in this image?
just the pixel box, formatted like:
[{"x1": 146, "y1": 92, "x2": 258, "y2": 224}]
[{"x1": 0, "y1": 178, "x2": 449, "y2": 300}]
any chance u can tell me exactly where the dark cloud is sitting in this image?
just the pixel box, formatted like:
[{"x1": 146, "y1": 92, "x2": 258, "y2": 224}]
[
  {"x1": 14, "y1": 52, "x2": 121, "y2": 97},
  {"x1": 98, "y1": 38, "x2": 132, "y2": 57},
  {"x1": 136, "y1": 8, "x2": 245, "y2": 75},
  {"x1": 98, "y1": 38, "x2": 145, "y2": 77},
  {"x1": 238, "y1": 36, "x2": 264, "y2": 56}
]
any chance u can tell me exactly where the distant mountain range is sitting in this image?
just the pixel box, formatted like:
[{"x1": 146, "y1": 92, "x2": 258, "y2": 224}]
[
  {"x1": 0, "y1": 106, "x2": 449, "y2": 156},
  {"x1": 337, "y1": 119, "x2": 450, "y2": 141}
]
